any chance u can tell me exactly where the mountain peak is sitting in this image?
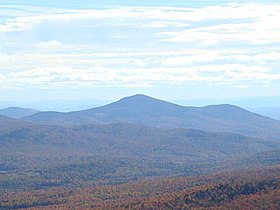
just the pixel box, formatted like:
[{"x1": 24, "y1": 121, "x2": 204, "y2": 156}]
[
  {"x1": 119, "y1": 94, "x2": 156, "y2": 101},
  {"x1": 107, "y1": 94, "x2": 181, "y2": 110}
]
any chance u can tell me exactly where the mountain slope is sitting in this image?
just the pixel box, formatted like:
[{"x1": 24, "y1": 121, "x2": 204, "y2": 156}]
[
  {"x1": 1, "y1": 115, "x2": 279, "y2": 193},
  {"x1": 251, "y1": 107, "x2": 280, "y2": 121},
  {"x1": 0, "y1": 107, "x2": 39, "y2": 119},
  {"x1": 240, "y1": 150, "x2": 280, "y2": 167},
  {"x1": 24, "y1": 94, "x2": 280, "y2": 140},
  {"x1": 2, "y1": 166, "x2": 279, "y2": 210},
  {"x1": 0, "y1": 114, "x2": 35, "y2": 131},
  {"x1": 1, "y1": 115, "x2": 279, "y2": 163}
]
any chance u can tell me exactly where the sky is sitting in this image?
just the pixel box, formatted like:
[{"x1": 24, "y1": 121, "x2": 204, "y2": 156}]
[{"x1": 0, "y1": 0, "x2": 280, "y2": 106}]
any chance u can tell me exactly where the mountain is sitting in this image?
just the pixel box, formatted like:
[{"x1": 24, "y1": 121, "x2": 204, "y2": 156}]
[
  {"x1": 1, "y1": 114, "x2": 279, "y2": 192},
  {"x1": 2, "y1": 119, "x2": 277, "y2": 161},
  {"x1": 1, "y1": 111, "x2": 280, "y2": 197},
  {"x1": 1, "y1": 114, "x2": 279, "y2": 169},
  {"x1": 0, "y1": 107, "x2": 39, "y2": 119},
  {"x1": 24, "y1": 94, "x2": 280, "y2": 140}
]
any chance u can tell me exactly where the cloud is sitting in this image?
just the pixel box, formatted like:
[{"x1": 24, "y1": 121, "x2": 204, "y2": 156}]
[
  {"x1": 36, "y1": 40, "x2": 63, "y2": 49},
  {"x1": 0, "y1": 2, "x2": 280, "y2": 92},
  {"x1": 1, "y1": 63, "x2": 279, "y2": 90},
  {"x1": 0, "y1": 16, "x2": 42, "y2": 32},
  {"x1": 161, "y1": 51, "x2": 280, "y2": 66},
  {"x1": 160, "y1": 22, "x2": 280, "y2": 45}
]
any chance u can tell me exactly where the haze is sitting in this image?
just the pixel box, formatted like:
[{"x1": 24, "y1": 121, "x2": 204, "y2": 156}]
[{"x1": 0, "y1": 0, "x2": 279, "y2": 109}]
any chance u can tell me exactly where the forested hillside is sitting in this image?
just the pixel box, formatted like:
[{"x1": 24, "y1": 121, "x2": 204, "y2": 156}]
[{"x1": 1, "y1": 167, "x2": 279, "y2": 209}]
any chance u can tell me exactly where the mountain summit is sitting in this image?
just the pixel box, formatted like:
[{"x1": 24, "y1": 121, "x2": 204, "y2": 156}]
[
  {"x1": 109, "y1": 94, "x2": 179, "y2": 108},
  {"x1": 90, "y1": 94, "x2": 186, "y2": 116}
]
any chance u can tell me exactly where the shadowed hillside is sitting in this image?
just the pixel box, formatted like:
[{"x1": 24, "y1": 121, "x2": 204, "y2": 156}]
[{"x1": 1, "y1": 116, "x2": 279, "y2": 162}]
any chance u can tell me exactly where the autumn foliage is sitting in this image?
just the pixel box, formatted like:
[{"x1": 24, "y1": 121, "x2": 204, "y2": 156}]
[{"x1": 1, "y1": 166, "x2": 279, "y2": 209}]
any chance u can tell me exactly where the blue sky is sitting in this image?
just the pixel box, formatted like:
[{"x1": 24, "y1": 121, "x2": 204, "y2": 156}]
[
  {"x1": 1, "y1": 0, "x2": 276, "y2": 8},
  {"x1": 0, "y1": 0, "x2": 280, "y2": 104}
]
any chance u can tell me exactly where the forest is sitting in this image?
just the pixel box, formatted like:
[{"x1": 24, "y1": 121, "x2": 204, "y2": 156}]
[{"x1": 1, "y1": 166, "x2": 279, "y2": 209}]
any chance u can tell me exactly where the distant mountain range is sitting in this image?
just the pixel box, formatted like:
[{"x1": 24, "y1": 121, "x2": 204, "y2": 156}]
[
  {"x1": 23, "y1": 94, "x2": 280, "y2": 140},
  {"x1": 1, "y1": 94, "x2": 280, "y2": 167},
  {"x1": 0, "y1": 107, "x2": 39, "y2": 119}
]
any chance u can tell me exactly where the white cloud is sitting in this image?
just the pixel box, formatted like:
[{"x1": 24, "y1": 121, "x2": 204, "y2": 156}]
[
  {"x1": 0, "y1": 2, "x2": 280, "y2": 91},
  {"x1": 161, "y1": 51, "x2": 280, "y2": 66},
  {"x1": 0, "y1": 16, "x2": 42, "y2": 32},
  {"x1": 1, "y1": 63, "x2": 278, "y2": 89},
  {"x1": 36, "y1": 40, "x2": 63, "y2": 49},
  {"x1": 160, "y1": 18, "x2": 280, "y2": 45}
]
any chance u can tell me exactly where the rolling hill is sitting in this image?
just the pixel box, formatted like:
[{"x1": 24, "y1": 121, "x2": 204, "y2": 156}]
[
  {"x1": 1, "y1": 114, "x2": 279, "y2": 189},
  {"x1": 2, "y1": 117, "x2": 277, "y2": 161},
  {"x1": 0, "y1": 107, "x2": 39, "y2": 119},
  {"x1": 24, "y1": 94, "x2": 280, "y2": 140}
]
